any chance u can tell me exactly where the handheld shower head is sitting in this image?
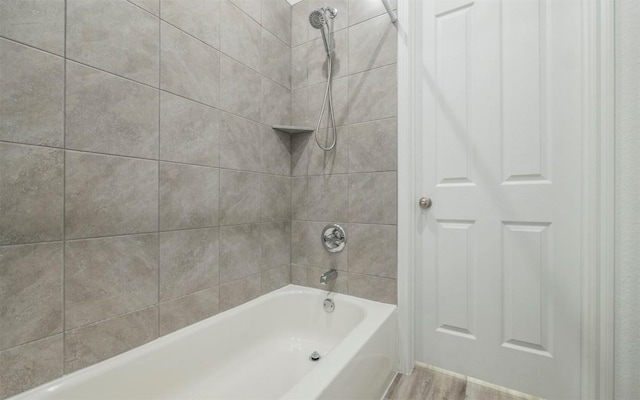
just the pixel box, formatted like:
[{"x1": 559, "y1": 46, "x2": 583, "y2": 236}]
[
  {"x1": 309, "y1": 8, "x2": 326, "y2": 29},
  {"x1": 309, "y1": 7, "x2": 338, "y2": 29},
  {"x1": 309, "y1": 7, "x2": 338, "y2": 58}
]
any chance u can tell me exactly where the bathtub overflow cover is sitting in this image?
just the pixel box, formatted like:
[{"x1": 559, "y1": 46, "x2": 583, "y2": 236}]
[{"x1": 309, "y1": 351, "x2": 321, "y2": 362}]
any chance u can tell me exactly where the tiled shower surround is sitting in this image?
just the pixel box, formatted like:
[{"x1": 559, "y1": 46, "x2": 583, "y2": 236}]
[
  {"x1": 0, "y1": 0, "x2": 396, "y2": 397},
  {"x1": 289, "y1": 0, "x2": 398, "y2": 302}
]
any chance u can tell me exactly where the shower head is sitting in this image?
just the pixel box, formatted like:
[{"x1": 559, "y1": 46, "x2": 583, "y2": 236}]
[
  {"x1": 309, "y1": 7, "x2": 338, "y2": 29},
  {"x1": 309, "y1": 8, "x2": 326, "y2": 29},
  {"x1": 309, "y1": 7, "x2": 338, "y2": 58}
]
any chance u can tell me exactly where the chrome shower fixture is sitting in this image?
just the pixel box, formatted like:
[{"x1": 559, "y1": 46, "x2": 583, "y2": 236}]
[
  {"x1": 308, "y1": 6, "x2": 339, "y2": 152},
  {"x1": 308, "y1": 7, "x2": 338, "y2": 58}
]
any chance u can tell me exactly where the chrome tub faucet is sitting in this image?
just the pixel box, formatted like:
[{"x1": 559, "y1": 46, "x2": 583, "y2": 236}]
[{"x1": 320, "y1": 269, "x2": 338, "y2": 285}]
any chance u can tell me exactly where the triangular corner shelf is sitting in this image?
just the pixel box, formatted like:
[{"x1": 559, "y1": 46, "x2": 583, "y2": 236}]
[{"x1": 272, "y1": 125, "x2": 314, "y2": 134}]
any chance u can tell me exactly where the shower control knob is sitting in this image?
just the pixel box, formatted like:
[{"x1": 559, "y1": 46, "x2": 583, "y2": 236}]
[{"x1": 419, "y1": 197, "x2": 432, "y2": 209}]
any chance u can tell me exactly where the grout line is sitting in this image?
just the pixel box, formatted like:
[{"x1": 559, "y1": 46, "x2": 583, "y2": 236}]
[
  {"x1": 0, "y1": 333, "x2": 65, "y2": 354},
  {"x1": 157, "y1": 0, "x2": 162, "y2": 338},
  {"x1": 125, "y1": 0, "x2": 157, "y2": 17},
  {"x1": 61, "y1": 0, "x2": 68, "y2": 375},
  {"x1": 65, "y1": 305, "x2": 158, "y2": 334},
  {"x1": 217, "y1": 36, "x2": 222, "y2": 302},
  {"x1": 159, "y1": 283, "x2": 222, "y2": 305},
  {"x1": 0, "y1": 36, "x2": 64, "y2": 59},
  {"x1": 0, "y1": 221, "x2": 296, "y2": 249}
]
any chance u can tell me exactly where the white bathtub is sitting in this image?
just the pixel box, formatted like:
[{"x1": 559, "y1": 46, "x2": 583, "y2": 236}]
[{"x1": 12, "y1": 285, "x2": 398, "y2": 400}]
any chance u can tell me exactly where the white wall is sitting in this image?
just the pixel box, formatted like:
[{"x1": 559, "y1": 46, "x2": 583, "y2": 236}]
[{"x1": 615, "y1": 0, "x2": 640, "y2": 398}]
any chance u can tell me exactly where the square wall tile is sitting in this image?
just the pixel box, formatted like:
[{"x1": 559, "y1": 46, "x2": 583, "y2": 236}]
[
  {"x1": 159, "y1": 287, "x2": 220, "y2": 336},
  {"x1": 349, "y1": 172, "x2": 397, "y2": 224},
  {"x1": 129, "y1": 0, "x2": 159, "y2": 15},
  {"x1": 308, "y1": 76, "x2": 348, "y2": 128},
  {"x1": 348, "y1": 223, "x2": 397, "y2": 278},
  {"x1": 291, "y1": 221, "x2": 309, "y2": 265},
  {"x1": 262, "y1": 0, "x2": 291, "y2": 45},
  {"x1": 291, "y1": 87, "x2": 309, "y2": 127},
  {"x1": 229, "y1": 0, "x2": 261, "y2": 22},
  {"x1": 159, "y1": 228, "x2": 220, "y2": 301},
  {"x1": 307, "y1": 126, "x2": 349, "y2": 175},
  {"x1": 160, "y1": 91, "x2": 220, "y2": 167},
  {"x1": 0, "y1": 242, "x2": 63, "y2": 350},
  {"x1": 349, "y1": 0, "x2": 397, "y2": 26},
  {"x1": 219, "y1": 273, "x2": 261, "y2": 311},
  {"x1": 307, "y1": 28, "x2": 348, "y2": 86},
  {"x1": 261, "y1": 29, "x2": 291, "y2": 89},
  {"x1": 291, "y1": 177, "x2": 308, "y2": 220},
  {"x1": 219, "y1": 112, "x2": 262, "y2": 172},
  {"x1": 291, "y1": 263, "x2": 308, "y2": 285},
  {"x1": 261, "y1": 78, "x2": 291, "y2": 126},
  {"x1": 0, "y1": 0, "x2": 65, "y2": 55},
  {"x1": 67, "y1": 0, "x2": 159, "y2": 86},
  {"x1": 0, "y1": 335, "x2": 63, "y2": 399},
  {"x1": 65, "y1": 152, "x2": 158, "y2": 239},
  {"x1": 219, "y1": 55, "x2": 262, "y2": 121},
  {"x1": 161, "y1": 22, "x2": 220, "y2": 107},
  {"x1": 0, "y1": 143, "x2": 63, "y2": 245},
  {"x1": 0, "y1": 39, "x2": 64, "y2": 147},
  {"x1": 64, "y1": 307, "x2": 158, "y2": 373},
  {"x1": 161, "y1": 0, "x2": 220, "y2": 49},
  {"x1": 348, "y1": 118, "x2": 397, "y2": 172},
  {"x1": 291, "y1": 44, "x2": 308, "y2": 90},
  {"x1": 348, "y1": 64, "x2": 397, "y2": 124},
  {"x1": 220, "y1": 224, "x2": 261, "y2": 283},
  {"x1": 348, "y1": 273, "x2": 397, "y2": 304},
  {"x1": 220, "y1": 170, "x2": 262, "y2": 225},
  {"x1": 348, "y1": 13, "x2": 397, "y2": 75},
  {"x1": 307, "y1": 175, "x2": 348, "y2": 221},
  {"x1": 291, "y1": 131, "x2": 312, "y2": 176},
  {"x1": 261, "y1": 221, "x2": 291, "y2": 270},
  {"x1": 220, "y1": 0, "x2": 261, "y2": 71},
  {"x1": 262, "y1": 127, "x2": 291, "y2": 176},
  {"x1": 291, "y1": 1, "x2": 309, "y2": 48},
  {"x1": 159, "y1": 163, "x2": 220, "y2": 231},
  {"x1": 262, "y1": 264, "x2": 290, "y2": 294},
  {"x1": 261, "y1": 175, "x2": 291, "y2": 222},
  {"x1": 66, "y1": 62, "x2": 159, "y2": 159},
  {"x1": 64, "y1": 234, "x2": 158, "y2": 330}
]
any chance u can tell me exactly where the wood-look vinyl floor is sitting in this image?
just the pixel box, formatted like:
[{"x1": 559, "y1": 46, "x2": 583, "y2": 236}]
[{"x1": 384, "y1": 365, "x2": 540, "y2": 400}]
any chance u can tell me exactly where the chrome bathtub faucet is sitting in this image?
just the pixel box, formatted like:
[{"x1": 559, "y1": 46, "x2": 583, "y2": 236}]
[{"x1": 320, "y1": 268, "x2": 338, "y2": 285}]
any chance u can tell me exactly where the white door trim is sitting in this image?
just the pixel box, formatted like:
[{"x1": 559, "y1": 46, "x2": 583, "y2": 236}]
[
  {"x1": 396, "y1": 0, "x2": 418, "y2": 375},
  {"x1": 396, "y1": 0, "x2": 616, "y2": 396},
  {"x1": 580, "y1": 0, "x2": 615, "y2": 398}
]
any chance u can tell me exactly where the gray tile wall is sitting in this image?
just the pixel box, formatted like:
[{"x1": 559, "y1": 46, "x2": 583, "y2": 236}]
[
  {"x1": 290, "y1": 0, "x2": 398, "y2": 304},
  {"x1": 0, "y1": 0, "x2": 291, "y2": 397},
  {"x1": 1, "y1": 0, "x2": 399, "y2": 396}
]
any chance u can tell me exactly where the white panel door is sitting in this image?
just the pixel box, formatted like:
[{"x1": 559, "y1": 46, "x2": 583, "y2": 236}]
[{"x1": 415, "y1": 0, "x2": 583, "y2": 398}]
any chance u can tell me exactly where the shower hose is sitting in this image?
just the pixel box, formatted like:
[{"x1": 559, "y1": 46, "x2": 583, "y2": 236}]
[{"x1": 314, "y1": 52, "x2": 338, "y2": 151}]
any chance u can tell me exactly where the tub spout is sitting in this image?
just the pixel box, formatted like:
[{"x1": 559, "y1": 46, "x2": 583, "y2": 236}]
[{"x1": 320, "y1": 269, "x2": 338, "y2": 285}]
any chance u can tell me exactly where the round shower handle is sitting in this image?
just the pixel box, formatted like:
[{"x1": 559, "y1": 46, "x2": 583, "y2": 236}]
[{"x1": 419, "y1": 196, "x2": 432, "y2": 209}]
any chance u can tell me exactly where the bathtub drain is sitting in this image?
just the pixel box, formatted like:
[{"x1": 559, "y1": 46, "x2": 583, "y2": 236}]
[{"x1": 309, "y1": 351, "x2": 321, "y2": 361}]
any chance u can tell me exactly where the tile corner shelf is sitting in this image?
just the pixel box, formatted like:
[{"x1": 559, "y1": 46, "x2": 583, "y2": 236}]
[{"x1": 272, "y1": 125, "x2": 314, "y2": 134}]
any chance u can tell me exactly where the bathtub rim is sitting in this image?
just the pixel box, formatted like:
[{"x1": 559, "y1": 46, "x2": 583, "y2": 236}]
[{"x1": 9, "y1": 284, "x2": 397, "y2": 400}]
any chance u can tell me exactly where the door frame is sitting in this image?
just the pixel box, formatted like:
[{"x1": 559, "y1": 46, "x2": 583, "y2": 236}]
[{"x1": 396, "y1": 0, "x2": 615, "y2": 398}]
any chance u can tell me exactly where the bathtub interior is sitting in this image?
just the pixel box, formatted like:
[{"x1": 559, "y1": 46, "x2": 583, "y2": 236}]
[{"x1": 12, "y1": 285, "x2": 395, "y2": 400}]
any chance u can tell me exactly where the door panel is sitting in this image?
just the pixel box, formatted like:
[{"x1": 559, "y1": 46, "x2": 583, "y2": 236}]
[{"x1": 415, "y1": 0, "x2": 582, "y2": 398}]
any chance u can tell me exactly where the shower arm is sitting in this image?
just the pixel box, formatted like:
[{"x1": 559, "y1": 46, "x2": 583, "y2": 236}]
[{"x1": 381, "y1": 0, "x2": 397, "y2": 23}]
